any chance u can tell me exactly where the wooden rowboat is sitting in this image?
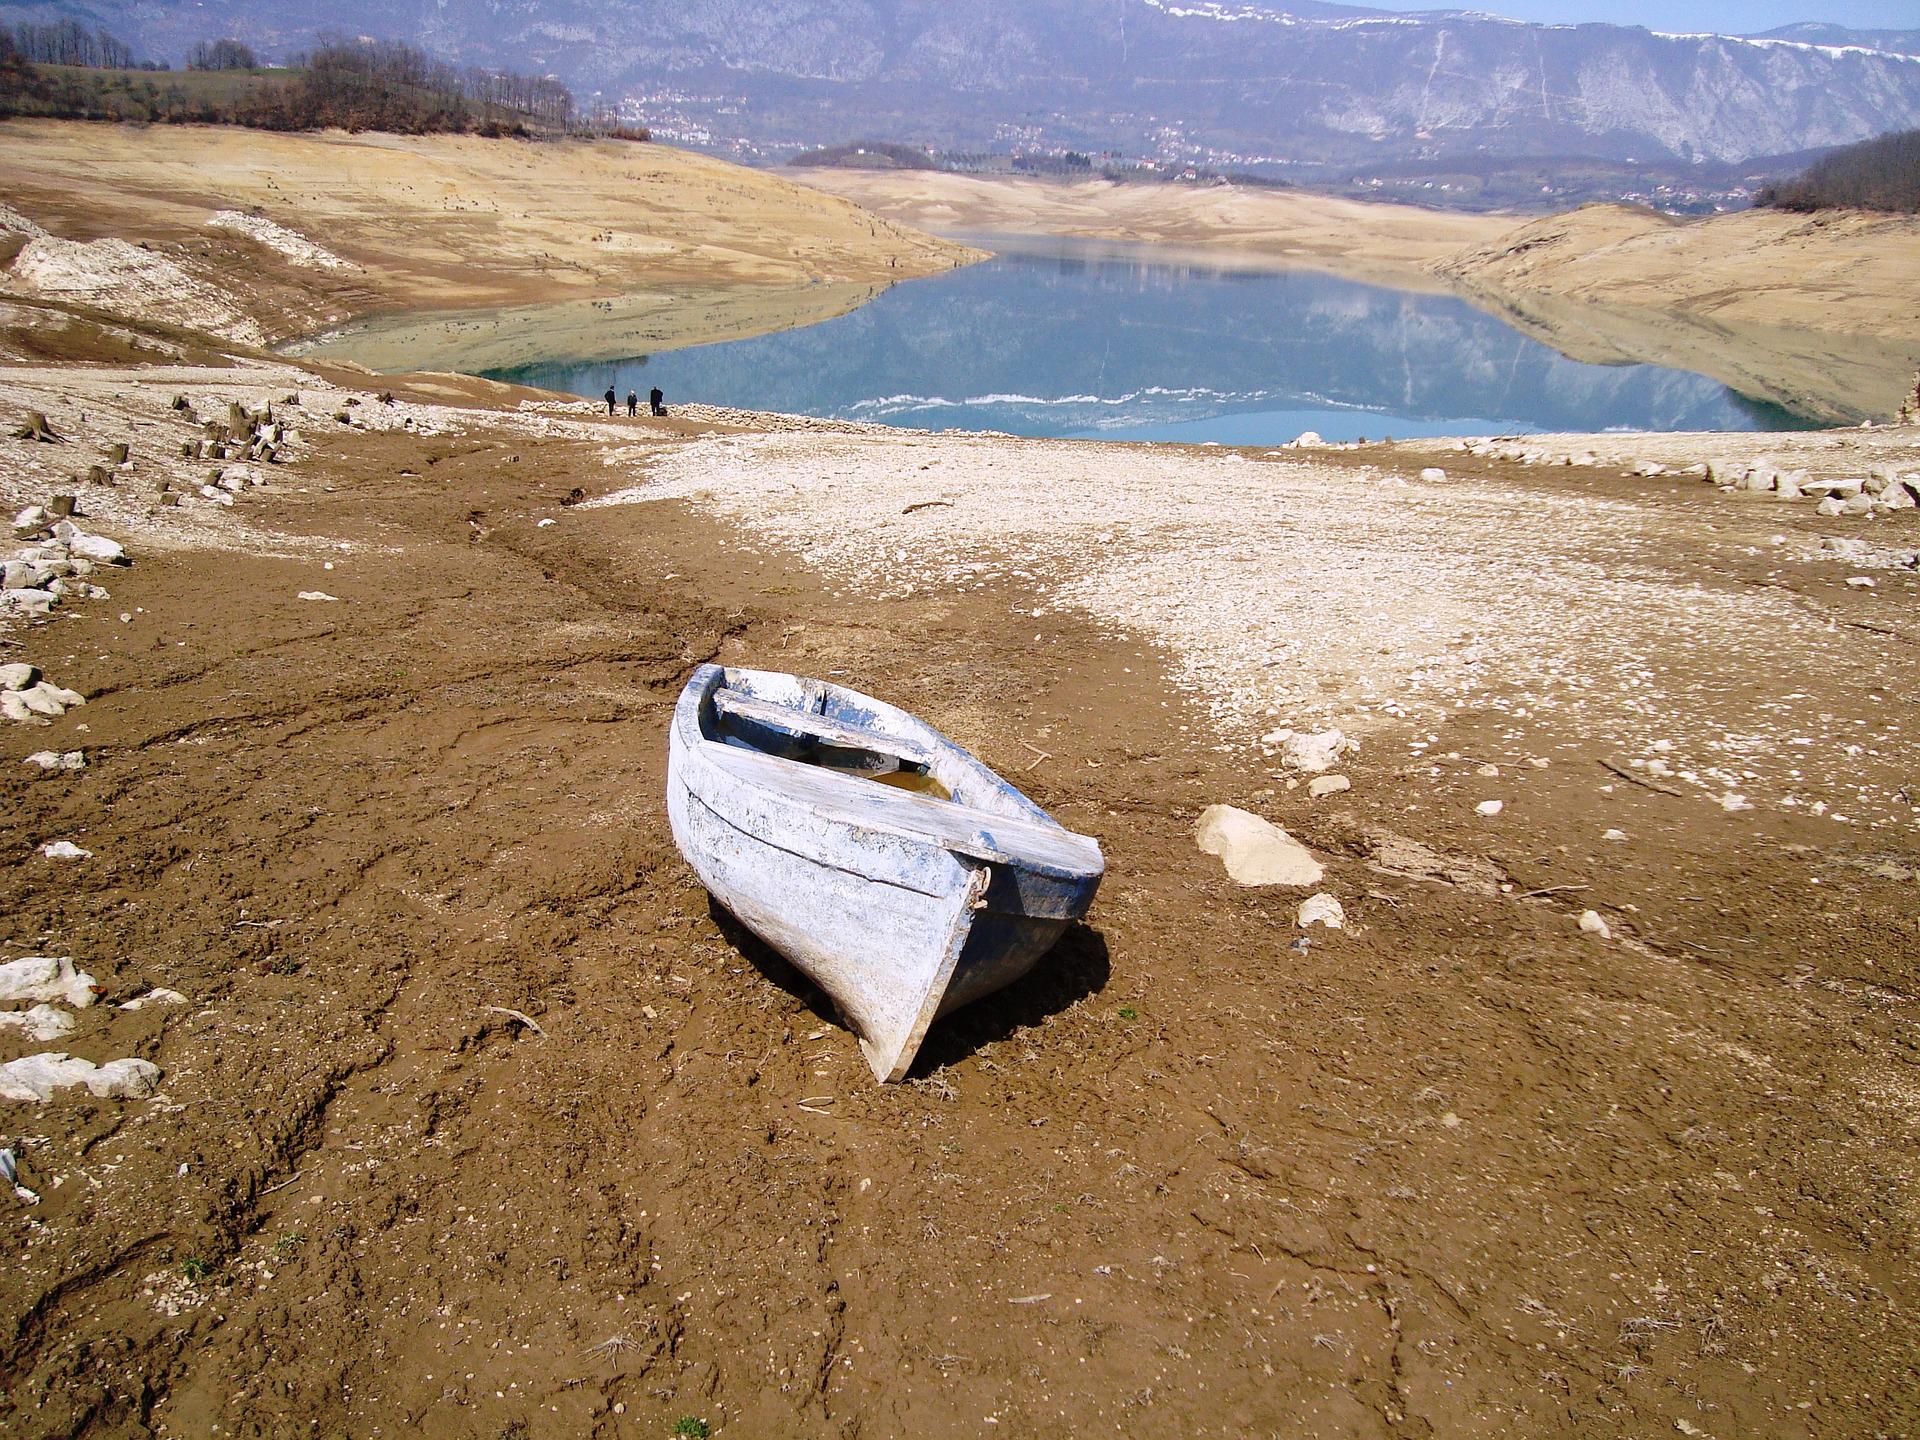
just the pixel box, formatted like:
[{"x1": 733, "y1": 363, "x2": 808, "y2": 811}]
[{"x1": 667, "y1": 664, "x2": 1105, "y2": 1082}]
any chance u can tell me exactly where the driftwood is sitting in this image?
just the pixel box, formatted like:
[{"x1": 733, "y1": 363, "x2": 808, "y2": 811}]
[{"x1": 11, "y1": 411, "x2": 60, "y2": 443}]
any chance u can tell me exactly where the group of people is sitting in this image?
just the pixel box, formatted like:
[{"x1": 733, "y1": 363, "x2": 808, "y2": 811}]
[{"x1": 606, "y1": 384, "x2": 665, "y2": 418}]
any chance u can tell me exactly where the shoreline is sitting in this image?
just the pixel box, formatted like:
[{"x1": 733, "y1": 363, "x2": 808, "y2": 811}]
[{"x1": 797, "y1": 168, "x2": 1920, "y2": 424}]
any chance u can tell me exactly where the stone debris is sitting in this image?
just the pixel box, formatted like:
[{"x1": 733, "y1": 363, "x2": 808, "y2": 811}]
[
  {"x1": 1297, "y1": 893, "x2": 1346, "y2": 929},
  {"x1": 1602, "y1": 828, "x2": 1628, "y2": 842},
  {"x1": 0, "y1": 1053, "x2": 162, "y2": 1103},
  {"x1": 1418, "y1": 467, "x2": 1447, "y2": 483},
  {"x1": 1263, "y1": 727, "x2": 1353, "y2": 774},
  {"x1": 0, "y1": 1004, "x2": 76, "y2": 1041},
  {"x1": 1307, "y1": 774, "x2": 1351, "y2": 798},
  {"x1": 3, "y1": 678, "x2": 85, "y2": 722},
  {"x1": 38, "y1": 840, "x2": 90, "y2": 859},
  {"x1": 297, "y1": 590, "x2": 339, "y2": 602},
  {"x1": 117, "y1": 988, "x2": 188, "y2": 1011},
  {"x1": 0, "y1": 955, "x2": 101, "y2": 1008},
  {"x1": 1475, "y1": 799, "x2": 1505, "y2": 816},
  {"x1": 206, "y1": 210, "x2": 358, "y2": 271},
  {"x1": 0, "y1": 662, "x2": 37, "y2": 690},
  {"x1": 1578, "y1": 910, "x2": 1612, "y2": 939},
  {"x1": 23, "y1": 750, "x2": 86, "y2": 770},
  {"x1": 1195, "y1": 805, "x2": 1325, "y2": 887}
]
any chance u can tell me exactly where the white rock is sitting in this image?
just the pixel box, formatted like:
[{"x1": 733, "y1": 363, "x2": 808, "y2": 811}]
[
  {"x1": 118, "y1": 987, "x2": 187, "y2": 1011},
  {"x1": 0, "y1": 1004, "x2": 75, "y2": 1041},
  {"x1": 297, "y1": 591, "x2": 339, "y2": 602},
  {"x1": 1719, "y1": 792, "x2": 1752, "y2": 812},
  {"x1": 1418, "y1": 467, "x2": 1447, "y2": 483},
  {"x1": 1646, "y1": 759, "x2": 1674, "y2": 778},
  {"x1": 38, "y1": 840, "x2": 90, "y2": 859},
  {"x1": 1578, "y1": 910, "x2": 1611, "y2": 939},
  {"x1": 1475, "y1": 762, "x2": 1500, "y2": 777},
  {"x1": 1602, "y1": 828, "x2": 1628, "y2": 841},
  {"x1": 1846, "y1": 576, "x2": 1875, "y2": 589},
  {"x1": 1279, "y1": 728, "x2": 1352, "y2": 774},
  {"x1": 1289, "y1": 431, "x2": 1325, "y2": 448},
  {"x1": 0, "y1": 955, "x2": 99, "y2": 1008},
  {"x1": 1842, "y1": 494, "x2": 1875, "y2": 516},
  {"x1": 1742, "y1": 470, "x2": 1775, "y2": 493},
  {"x1": 0, "y1": 692, "x2": 37, "y2": 724},
  {"x1": 65, "y1": 530, "x2": 126, "y2": 564},
  {"x1": 536, "y1": 517, "x2": 557, "y2": 527},
  {"x1": 3, "y1": 587, "x2": 56, "y2": 613},
  {"x1": 0, "y1": 1053, "x2": 161, "y2": 1103},
  {"x1": 1298, "y1": 893, "x2": 1345, "y2": 929},
  {"x1": 1815, "y1": 497, "x2": 1846, "y2": 517},
  {"x1": 0, "y1": 662, "x2": 37, "y2": 691},
  {"x1": 1881, "y1": 483, "x2": 1916, "y2": 510},
  {"x1": 1307, "y1": 774, "x2": 1351, "y2": 798},
  {"x1": 1475, "y1": 799, "x2": 1504, "y2": 817},
  {"x1": 1774, "y1": 474, "x2": 1803, "y2": 500},
  {"x1": 22, "y1": 750, "x2": 85, "y2": 770},
  {"x1": 17, "y1": 682, "x2": 68, "y2": 717},
  {"x1": 1195, "y1": 805, "x2": 1325, "y2": 887},
  {"x1": 12, "y1": 506, "x2": 49, "y2": 530}
]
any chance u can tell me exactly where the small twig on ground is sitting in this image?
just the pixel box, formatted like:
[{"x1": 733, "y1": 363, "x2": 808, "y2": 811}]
[
  {"x1": 1599, "y1": 759, "x2": 1686, "y2": 797},
  {"x1": 233, "y1": 919, "x2": 285, "y2": 930},
  {"x1": 260, "y1": 1169, "x2": 307, "y2": 1196},
  {"x1": 1009, "y1": 1293, "x2": 1053, "y2": 1305},
  {"x1": 1516, "y1": 884, "x2": 1591, "y2": 900},
  {"x1": 1018, "y1": 739, "x2": 1052, "y2": 771},
  {"x1": 797, "y1": 1095, "x2": 835, "y2": 1115},
  {"x1": 902, "y1": 500, "x2": 953, "y2": 514},
  {"x1": 482, "y1": 1005, "x2": 547, "y2": 1037}
]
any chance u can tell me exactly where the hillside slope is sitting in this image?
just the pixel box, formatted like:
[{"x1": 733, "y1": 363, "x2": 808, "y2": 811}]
[
  {"x1": 1433, "y1": 204, "x2": 1920, "y2": 420},
  {"x1": 0, "y1": 120, "x2": 979, "y2": 355}
]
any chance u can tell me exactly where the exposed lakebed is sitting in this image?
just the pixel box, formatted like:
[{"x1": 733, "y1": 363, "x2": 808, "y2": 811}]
[{"x1": 483, "y1": 239, "x2": 1812, "y2": 443}]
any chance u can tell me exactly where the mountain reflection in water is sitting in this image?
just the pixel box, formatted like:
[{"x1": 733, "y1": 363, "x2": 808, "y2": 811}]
[{"x1": 486, "y1": 242, "x2": 1811, "y2": 444}]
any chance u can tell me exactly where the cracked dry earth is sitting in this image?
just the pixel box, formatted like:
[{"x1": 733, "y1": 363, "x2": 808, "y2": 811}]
[{"x1": 2, "y1": 378, "x2": 1918, "y2": 1440}]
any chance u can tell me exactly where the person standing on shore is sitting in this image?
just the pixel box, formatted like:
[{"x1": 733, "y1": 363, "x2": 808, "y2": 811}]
[
  {"x1": 650, "y1": 386, "x2": 665, "y2": 417},
  {"x1": 604, "y1": 384, "x2": 616, "y2": 415},
  {"x1": 626, "y1": 389, "x2": 638, "y2": 417}
]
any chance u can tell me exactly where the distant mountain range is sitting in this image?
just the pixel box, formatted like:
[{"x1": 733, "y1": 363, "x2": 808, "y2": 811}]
[{"x1": 11, "y1": 1, "x2": 1920, "y2": 176}]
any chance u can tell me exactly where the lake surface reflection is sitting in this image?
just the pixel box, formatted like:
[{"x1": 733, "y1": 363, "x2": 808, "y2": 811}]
[{"x1": 486, "y1": 241, "x2": 1810, "y2": 443}]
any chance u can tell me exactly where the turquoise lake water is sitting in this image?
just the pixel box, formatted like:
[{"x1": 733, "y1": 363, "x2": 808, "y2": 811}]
[{"x1": 484, "y1": 240, "x2": 1811, "y2": 443}]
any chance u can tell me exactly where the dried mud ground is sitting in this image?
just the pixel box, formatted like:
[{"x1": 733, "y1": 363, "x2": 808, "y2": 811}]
[{"x1": 1, "y1": 366, "x2": 1917, "y2": 1440}]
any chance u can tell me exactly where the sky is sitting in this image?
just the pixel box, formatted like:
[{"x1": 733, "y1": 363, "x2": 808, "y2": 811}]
[{"x1": 1370, "y1": 2, "x2": 1920, "y2": 29}]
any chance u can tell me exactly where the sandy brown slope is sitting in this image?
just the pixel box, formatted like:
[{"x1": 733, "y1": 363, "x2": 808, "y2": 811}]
[
  {"x1": 1434, "y1": 204, "x2": 1920, "y2": 424},
  {"x1": 0, "y1": 120, "x2": 981, "y2": 360}
]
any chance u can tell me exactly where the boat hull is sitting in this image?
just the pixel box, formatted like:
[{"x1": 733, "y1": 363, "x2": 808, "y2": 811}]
[{"x1": 666, "y1": 665, "x2": 1103, "y2": 1081}]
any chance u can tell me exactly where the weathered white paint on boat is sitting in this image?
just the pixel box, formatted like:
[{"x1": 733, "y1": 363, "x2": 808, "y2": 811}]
[{"x1": 667, "y1": 664, "x2": 1105, "y2": 1082}]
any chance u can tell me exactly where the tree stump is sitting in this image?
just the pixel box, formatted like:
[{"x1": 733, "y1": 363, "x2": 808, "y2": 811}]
[
  {"x1": 171, "y1": 395, "x2": 191, "y2": 412},
  {"x1": 49, "y1": 494, "x2": 77, "y2": 517},
  {"x1": 105, "y1": 442, "x2": 130, "y2": 466},
  {"x1": 11, "y1": 410, "x2": 60, "y2": 443},
  {"x1": 86, "y1": 465, "x2": 111, "y2": 486}
]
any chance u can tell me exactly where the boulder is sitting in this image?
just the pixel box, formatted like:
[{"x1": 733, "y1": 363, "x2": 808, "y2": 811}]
[
  {"x1": 1298, "y1": 893, "x2": 1345, "y2": 929},
  {"x1": 1815, "y1": 497, "x2": 1847, "y2": 517},
  {"x1": 0, "y1": 1053, "x2": 161, "y2": 1103},
  {"x1": 0, "y1": 1005, "x2": 75, "y2": 1042},
  {"x1": 1276, "y1": 728, "x2": 1352, "y2": 774},
  {"x1": 1842, "y1": 494, "x2": 1875, "y2": 516},
  {"x1": 1195, "y1": 805, "x2": 1326, "y2": 887},
  {"x1": 0, "y1": 662, "x2": 37, "y2": 691},
  {"x1": 1307, "y1": 774, "x2": 1352, "y2": 798},
  {"x1": 1578, "y1": 910, "x2": 1611, "y2": 939},
  {"x1": 0, "y1": 954, "x2": 99, "y2": 1008},
  {"x1": 1418, "y1": 467, "x2": 1447, "y2": 482}
]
